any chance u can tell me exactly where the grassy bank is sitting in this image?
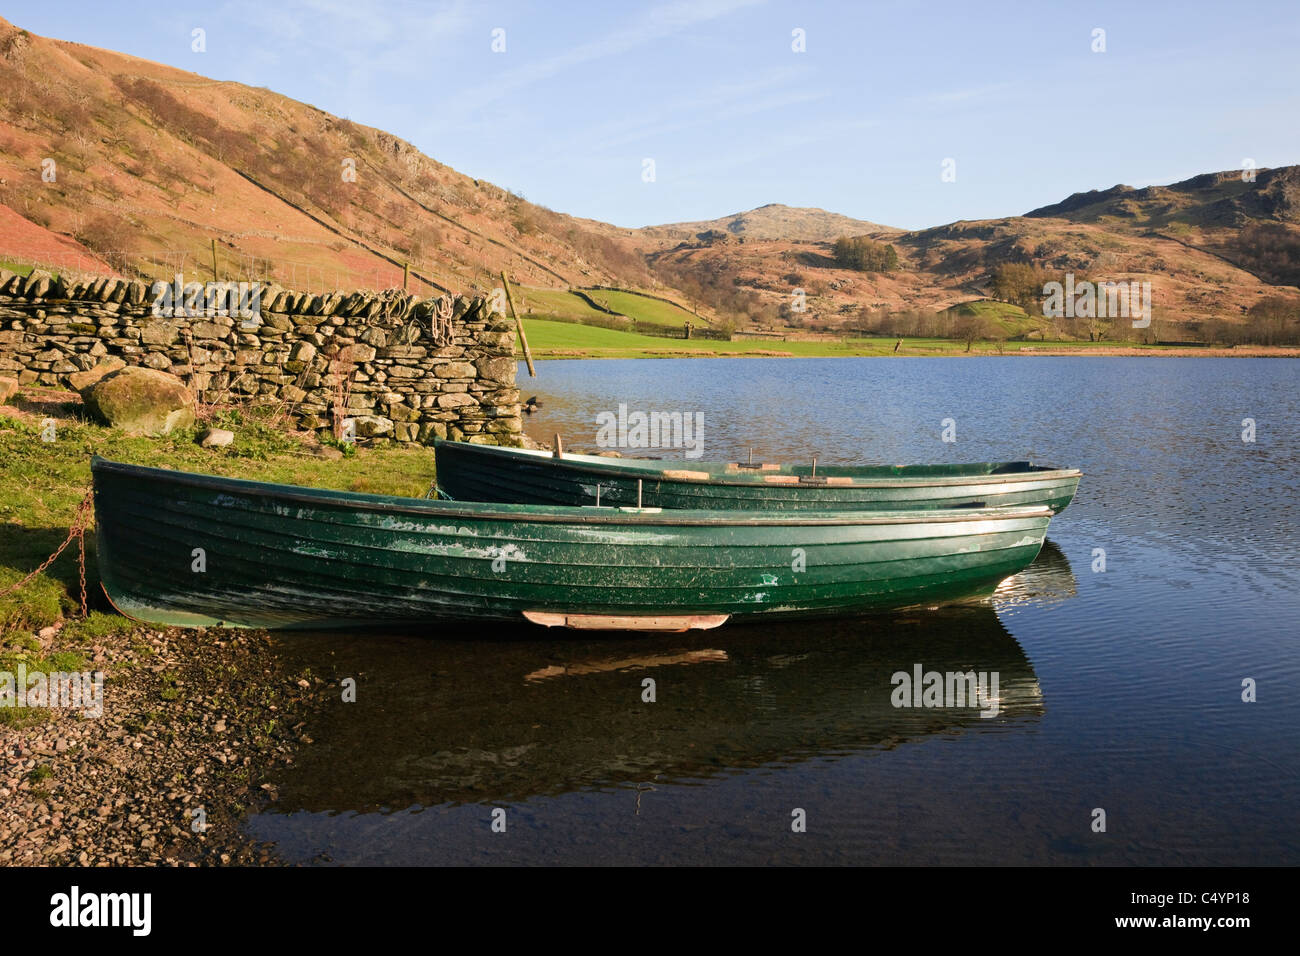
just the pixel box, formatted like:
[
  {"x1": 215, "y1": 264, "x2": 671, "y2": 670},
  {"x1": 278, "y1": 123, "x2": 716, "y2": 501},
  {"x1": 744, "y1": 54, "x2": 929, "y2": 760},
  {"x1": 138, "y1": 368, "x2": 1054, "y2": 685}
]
[
  {"x1": 0, "y1": 391, "x2": 438, "y2": 637},
  {"x1": 0, "y1": 388, "x2": 421, "y2": 864},
  {"x1": 517, "y1": 318, "x2": 1261, "y2": 359},
  {"x1": 518, "y1": 286, "x2": 700, "y2": 329}
]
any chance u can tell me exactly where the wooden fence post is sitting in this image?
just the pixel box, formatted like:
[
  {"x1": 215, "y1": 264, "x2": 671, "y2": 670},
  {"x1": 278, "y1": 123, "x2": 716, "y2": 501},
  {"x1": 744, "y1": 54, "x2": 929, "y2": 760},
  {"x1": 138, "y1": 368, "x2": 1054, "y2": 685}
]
[{"x1": 500, "y1": 270, "x2": 535, "y2": 377}]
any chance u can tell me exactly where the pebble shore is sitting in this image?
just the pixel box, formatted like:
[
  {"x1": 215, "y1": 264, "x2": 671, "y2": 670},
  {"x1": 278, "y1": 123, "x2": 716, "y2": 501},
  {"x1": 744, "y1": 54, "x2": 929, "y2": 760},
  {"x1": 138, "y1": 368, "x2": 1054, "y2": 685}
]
[{"x1": 1, "y1": 623, "x2": 318, "y2": 866}]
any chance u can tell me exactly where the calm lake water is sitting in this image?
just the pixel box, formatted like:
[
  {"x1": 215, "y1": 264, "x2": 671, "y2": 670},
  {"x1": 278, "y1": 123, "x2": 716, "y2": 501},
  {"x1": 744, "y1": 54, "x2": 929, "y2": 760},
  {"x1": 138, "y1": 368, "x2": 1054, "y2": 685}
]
[{"x1": 248, "y1": 357, "x2": 1300, "y2": 865}]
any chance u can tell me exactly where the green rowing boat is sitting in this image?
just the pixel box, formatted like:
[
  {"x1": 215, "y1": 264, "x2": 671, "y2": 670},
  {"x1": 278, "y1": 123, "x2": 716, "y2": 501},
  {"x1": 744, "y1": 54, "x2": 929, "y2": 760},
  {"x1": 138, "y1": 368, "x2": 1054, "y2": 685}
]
[
  {"x1": 91, "y1": 456, "x2": 1053, "y2": 631},
  {"x1": 433, "y1": 440, "x2": 1082, "y2": 513}
]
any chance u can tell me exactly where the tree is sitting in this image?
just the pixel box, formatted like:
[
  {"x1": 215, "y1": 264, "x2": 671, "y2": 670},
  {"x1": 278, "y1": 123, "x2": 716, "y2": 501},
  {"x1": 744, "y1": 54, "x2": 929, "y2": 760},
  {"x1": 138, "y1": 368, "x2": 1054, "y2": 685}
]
[
  {"x1": 989, "y1": 262, "x2": 1052, "y2": 315},
  {"x1": 1246, "y1": 295, "x2": 1300, "y2": 346},
  {"x1": 954, "y1": 315, "x2": 998, "y2": 352},
  {"x1": 832, "y1": 237, "x2": 900, "y2": 273}
]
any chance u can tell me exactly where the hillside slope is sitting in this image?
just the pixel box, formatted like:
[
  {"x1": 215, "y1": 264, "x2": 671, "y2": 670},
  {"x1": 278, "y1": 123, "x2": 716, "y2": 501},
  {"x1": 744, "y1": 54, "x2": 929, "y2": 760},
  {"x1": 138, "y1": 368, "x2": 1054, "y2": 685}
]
[
  {"x1": 1, "y1": 14, "x2": 1295, "y2": 340},
  {"x1": 645, "y1": 171, "x2": 1300, "y2": 333},
  {"x1": 0, "y1": 15, "x2": 651, "y2": 296}
]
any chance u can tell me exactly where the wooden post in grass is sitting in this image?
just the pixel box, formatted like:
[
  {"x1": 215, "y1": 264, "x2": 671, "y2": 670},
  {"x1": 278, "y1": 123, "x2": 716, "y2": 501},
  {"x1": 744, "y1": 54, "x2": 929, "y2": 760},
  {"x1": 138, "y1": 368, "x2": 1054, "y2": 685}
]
[
  {"x1": 211, "y1": 238, "x2": 219, "y2": 281},
  {"x1": 500, "y1": 270, "x2": 536, "y2": 377}
]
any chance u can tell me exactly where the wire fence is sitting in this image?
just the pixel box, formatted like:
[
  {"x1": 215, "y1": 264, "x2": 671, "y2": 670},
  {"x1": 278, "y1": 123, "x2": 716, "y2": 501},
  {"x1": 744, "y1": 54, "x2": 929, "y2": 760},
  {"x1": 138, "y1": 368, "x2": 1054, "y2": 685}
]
[{"x1": 0, "y1": 247, "x2": 449, "y2": 296}]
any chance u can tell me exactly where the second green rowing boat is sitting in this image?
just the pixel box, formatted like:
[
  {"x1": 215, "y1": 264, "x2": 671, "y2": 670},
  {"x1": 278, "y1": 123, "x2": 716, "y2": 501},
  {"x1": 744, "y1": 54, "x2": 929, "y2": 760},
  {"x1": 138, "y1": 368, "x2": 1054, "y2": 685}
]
[{"x1": 434, "y1": 440, "x2": 1081, "y2": 514}]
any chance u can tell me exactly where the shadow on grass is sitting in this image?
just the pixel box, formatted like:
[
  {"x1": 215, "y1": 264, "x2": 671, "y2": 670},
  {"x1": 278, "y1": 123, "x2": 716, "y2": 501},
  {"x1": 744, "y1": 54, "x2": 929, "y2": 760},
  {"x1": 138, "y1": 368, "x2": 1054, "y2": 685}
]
[{"x1": 0, "y1": 524, "x2": 112, "y2": 628}]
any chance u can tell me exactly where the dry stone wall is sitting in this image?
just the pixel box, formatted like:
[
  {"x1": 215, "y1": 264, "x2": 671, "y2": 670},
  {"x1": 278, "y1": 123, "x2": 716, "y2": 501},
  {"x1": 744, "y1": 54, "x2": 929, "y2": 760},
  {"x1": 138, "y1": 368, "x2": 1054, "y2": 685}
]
[{"x1": 0, "y1": 268, "x2": 522, "y2": 446}]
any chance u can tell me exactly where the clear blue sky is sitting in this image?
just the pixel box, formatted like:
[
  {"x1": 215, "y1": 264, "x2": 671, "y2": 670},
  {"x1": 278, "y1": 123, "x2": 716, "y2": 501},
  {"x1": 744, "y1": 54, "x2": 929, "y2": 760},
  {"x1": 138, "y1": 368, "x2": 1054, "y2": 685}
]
[{"x1": 7, "y1": 0, "x2": 1299, "y2": 230}]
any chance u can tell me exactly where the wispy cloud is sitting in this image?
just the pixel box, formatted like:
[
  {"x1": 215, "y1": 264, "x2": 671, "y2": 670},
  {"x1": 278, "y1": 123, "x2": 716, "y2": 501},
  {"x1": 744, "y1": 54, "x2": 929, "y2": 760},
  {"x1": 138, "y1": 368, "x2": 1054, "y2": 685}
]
[
  {"x1": 558, "y1": 68, "x2": 828, "y2": 155},
  {"x1": 440, "y1": 0, "x2": 766, "y2": 119},
  {"x1": 671, "y1": 116, "x2": 881, "y2": 184},
  {"x1": 916, "y1": 82, "x2": 1013, "y2": 106},
  {"x1": 217, "y1": 0, "x2": 472, "y2": 84}
]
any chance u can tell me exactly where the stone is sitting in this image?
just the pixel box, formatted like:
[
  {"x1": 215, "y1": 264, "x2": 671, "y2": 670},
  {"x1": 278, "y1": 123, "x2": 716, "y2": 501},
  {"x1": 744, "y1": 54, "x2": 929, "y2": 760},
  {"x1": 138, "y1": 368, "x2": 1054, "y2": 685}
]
[
  {"x1": 0, "y1": 376, "x2": 18, "y2": 403},
  {"x1": 387, "y1": 403, "x2": 420, "y2": 422},
  {"x1": 190, "y1": 321, "x2": 226, "y2": 339},
  {"x1": 140, "y1": 321, "x2": 181, "y2": 346},
  {"x1": 436, "y1": 392, "x2": 476, "y2": 409},
  {"x1": 67, "y1": 357, "x2": 126, "y2": 394},
  {"x1": 351, "y1": 415, "x2": 393, "y2": 438},
  {"x1": 378, "y1": 345, "x2": 426, "y2": 360},
  {"x1": 83, "y1": 367, "x2": 196, "y2": 436},
  {"x1": 433, "y1": 361, "x2": 477, "y2": 379},
  {"x1": 291, "y1": 341, "x2": 317, "y2": 362},
  {"x1": 341, "y1": 344, "x2": 376, "y2": 363},
  {"x1": 198, "y1": 428, "x2": 235, "y2": 448},
  {"x1": 474, "y1": 355, "x2": 516, "y2": 384},
  {"x1": 22, "y1": 270, "x2": 54, "y2": 299},
  {"x1": 259, "y1": 283, "x2": 285, "y2": 309},
  {"x1": 125, "y1": 279, "x2": 149, "y2": 306}
]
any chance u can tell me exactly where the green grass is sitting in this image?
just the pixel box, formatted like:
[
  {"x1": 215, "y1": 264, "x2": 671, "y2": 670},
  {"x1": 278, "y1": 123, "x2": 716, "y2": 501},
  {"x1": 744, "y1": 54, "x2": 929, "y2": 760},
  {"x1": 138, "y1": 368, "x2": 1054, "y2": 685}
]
[
  {"x1": 517, "y1": 288, "x2": 612, "y2": 323},
  {"x1": 521, "y1": 318, "x2": 1171, "y2": 359},
  {"x1": 0, "y1": 630, "x2": 91, "y2": 726},
  {"x1": 0, "y1": 260, "x2": 37, "y2": 278},
  {"x1": 0, "y1": 403, "x2": 440, "y2": 637},
  {"x1": 519, "y1": 286, "x2": 702, "y2": 329},
  {"x1": 584, "y1": 289, "x2": 699, "y2": 327},
  {"x1": 947, "y1": 300, "x2": 1053, "y2": 338}
]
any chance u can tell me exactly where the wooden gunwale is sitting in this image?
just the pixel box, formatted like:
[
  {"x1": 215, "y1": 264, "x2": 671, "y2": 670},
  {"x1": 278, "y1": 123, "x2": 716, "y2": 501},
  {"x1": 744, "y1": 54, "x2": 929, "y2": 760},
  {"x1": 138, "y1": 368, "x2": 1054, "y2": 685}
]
[{"x1": 91, "y1": 458, "x2": 1052, "y2": 527}]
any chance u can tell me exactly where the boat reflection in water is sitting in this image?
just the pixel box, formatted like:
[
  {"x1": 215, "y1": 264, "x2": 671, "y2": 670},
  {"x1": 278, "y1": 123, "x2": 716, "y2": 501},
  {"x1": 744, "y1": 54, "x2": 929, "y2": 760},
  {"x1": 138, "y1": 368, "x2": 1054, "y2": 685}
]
[
  {"x1": 261, "y1": 542, "x2": 1075, "y2": 815},
  {"x1": 989, "y1": 539, "x2": 1076, "y2": 610}
]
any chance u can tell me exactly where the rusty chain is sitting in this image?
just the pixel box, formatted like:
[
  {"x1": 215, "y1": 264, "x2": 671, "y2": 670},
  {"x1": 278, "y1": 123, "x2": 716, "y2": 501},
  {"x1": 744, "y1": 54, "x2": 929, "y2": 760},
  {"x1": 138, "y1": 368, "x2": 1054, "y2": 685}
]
[{"x1": 0, "y1": 489, "x2": 94, "y2": 619}]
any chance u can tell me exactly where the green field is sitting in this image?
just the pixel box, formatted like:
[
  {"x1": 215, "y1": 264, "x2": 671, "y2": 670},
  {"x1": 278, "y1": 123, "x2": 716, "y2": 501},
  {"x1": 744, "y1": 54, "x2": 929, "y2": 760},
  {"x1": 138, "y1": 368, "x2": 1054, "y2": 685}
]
[
  {"x1": 946, "y1": 300, "x2": 1054, "y2": 338},
  {"x1": 585, "y1": 289, "x2": 699, "y2": 327},
  {"x1": 520, "y1": 318, "x2": 1170, "y2": 359},
  {"x1": 518, "y1": 286, "x2": 701, "y2": 329},
  {"x1": 517, "y1": 287, "x2": 613, "y2": 323}
]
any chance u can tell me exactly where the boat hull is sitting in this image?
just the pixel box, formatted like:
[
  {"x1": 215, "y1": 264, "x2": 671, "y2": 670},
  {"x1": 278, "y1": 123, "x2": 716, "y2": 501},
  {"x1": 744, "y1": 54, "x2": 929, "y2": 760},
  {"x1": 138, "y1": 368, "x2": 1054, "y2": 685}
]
[
  {"x1": 91, "y1": 457, "x2": 1052, "y2": 630},
  {"x1": 434, "y1": 441, "x2": 1081, "y2": 514}
]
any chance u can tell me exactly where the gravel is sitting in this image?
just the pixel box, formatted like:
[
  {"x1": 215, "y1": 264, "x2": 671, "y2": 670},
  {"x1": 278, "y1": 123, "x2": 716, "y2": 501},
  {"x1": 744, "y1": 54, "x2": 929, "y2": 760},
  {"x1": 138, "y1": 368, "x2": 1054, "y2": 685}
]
[{"x1": 0, "y1": 624, "x2": 320, "y2": 866}]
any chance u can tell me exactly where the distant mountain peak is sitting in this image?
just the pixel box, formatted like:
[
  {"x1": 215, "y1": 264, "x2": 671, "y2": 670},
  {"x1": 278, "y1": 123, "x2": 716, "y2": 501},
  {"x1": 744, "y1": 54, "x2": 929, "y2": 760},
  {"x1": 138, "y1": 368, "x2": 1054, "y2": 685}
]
[{"x1": 642, "y1": 204, "x2": 902, "y2": 242}]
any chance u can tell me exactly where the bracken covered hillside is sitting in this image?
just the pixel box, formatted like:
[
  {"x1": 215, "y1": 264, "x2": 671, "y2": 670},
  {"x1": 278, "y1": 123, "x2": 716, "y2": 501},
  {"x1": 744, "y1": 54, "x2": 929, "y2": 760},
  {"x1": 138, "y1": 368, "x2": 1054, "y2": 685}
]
[
  {"x1": 0, "y1": 15, "x2": 650, "y2": 296},
  {"x1": 2, "y1": 14, "x2": 1297, "y2": 339}
]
